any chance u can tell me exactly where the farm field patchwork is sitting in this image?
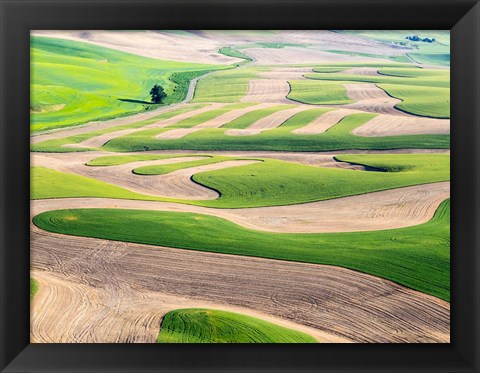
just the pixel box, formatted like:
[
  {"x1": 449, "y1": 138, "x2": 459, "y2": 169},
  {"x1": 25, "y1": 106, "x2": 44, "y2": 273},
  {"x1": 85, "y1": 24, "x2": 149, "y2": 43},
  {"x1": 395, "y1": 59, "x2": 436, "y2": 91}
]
[
  {"x1": 30, "y1": 30, "x2": 451, "y2": 344},
  {"x1": 32, "y1": 154, "x2": 449, "y2": 208},
  {"x1": 33, "y1": 199, "x2": 450, "y2": 300}
]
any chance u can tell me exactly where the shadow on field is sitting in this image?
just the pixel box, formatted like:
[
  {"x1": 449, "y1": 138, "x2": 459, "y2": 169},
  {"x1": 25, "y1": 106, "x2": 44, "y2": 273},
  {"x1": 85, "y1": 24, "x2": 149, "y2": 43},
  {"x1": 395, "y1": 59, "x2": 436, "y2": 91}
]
[{"x1": 118, "y1": 98, "x2": 156, "y2": 105}]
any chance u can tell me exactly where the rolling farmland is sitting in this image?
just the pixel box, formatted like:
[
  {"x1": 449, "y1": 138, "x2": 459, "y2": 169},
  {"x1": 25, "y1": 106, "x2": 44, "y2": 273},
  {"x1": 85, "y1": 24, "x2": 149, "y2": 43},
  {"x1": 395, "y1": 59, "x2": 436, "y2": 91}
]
[{"x1": 30, "y1": 30, "x2": 450, "y2": 343}]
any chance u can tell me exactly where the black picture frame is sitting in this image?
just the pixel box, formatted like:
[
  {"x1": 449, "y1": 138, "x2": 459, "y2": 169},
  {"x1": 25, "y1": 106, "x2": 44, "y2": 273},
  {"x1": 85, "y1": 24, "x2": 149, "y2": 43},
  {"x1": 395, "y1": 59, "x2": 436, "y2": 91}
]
[{"x1": 1, "y1": 0, "x2": 479, "y2": 372}]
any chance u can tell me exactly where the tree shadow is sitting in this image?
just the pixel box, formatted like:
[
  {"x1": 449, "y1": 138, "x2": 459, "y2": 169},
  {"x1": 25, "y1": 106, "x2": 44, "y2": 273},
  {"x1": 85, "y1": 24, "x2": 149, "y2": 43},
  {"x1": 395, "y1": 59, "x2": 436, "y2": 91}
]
[{"x1": 117, "y1": 98, "x2": 156, "y2": 105}]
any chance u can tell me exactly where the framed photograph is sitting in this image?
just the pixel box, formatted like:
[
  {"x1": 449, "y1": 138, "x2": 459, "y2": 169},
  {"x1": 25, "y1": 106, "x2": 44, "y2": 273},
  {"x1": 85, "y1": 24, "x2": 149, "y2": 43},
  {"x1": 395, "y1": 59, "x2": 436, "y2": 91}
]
[{"x1": 1, "y1": 0, "x2": 479, "y2": 372}]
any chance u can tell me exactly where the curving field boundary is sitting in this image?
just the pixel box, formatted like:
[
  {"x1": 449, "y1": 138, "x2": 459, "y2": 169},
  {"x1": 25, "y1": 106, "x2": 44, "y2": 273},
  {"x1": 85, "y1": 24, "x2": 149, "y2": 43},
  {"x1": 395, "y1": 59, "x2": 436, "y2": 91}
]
[{"x1": 31, "y1": 222, "x2": 449, "y2": 343}]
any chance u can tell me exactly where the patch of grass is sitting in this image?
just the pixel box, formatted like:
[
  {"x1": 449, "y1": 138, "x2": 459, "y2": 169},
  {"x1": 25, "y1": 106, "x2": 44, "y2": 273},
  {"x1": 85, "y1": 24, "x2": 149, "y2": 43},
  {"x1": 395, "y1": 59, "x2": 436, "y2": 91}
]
[
  {"x1": 157, "y1": 308, "x2": 317, "y2": 343},
  {"x1": 102, "y1": 112, "x2": 450, "y2": 152},
  {"x1": 218, "y1": 47, "x2": 252, "y2": 66},
  {"x1": 30, "y1": 278, "x2": 39, "y2": 300},
  {"x1": 31, "y1": 37, "x2": 226, "y2": 133},
  {"x1": 32, "y1": 154, "x2": 449, "y2": 209},
  {"x1": 221, "y1": 105, "x2": 295, "y2": 129},
  {"x1": 288, "y1": 80, "x2": 354, "y2": 104},
  {"x1": 34, "y1": 199, "x2": 451, "y2": 300}
]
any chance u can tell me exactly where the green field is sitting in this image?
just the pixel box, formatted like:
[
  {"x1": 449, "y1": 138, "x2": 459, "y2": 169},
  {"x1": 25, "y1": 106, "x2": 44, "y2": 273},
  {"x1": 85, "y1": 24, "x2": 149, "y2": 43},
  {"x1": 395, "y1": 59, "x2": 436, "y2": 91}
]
[
  {"x1": 31, "y1": 37, "x2": 227, "y2": 133},
  {"x1": 157, "y1": 308, "x2": 317, "y2": 343},
  {"x1": 99, "y1": 112, "x2": 449, "y2": 153},
  {"x1": 218, "y1": 47, "x2": 252, "y2": 66},
  {"x1": 32, "y1": 154, "x2": 449, "y2": 208},
  {"x1": 288, "y1": 80, "x2": 354, "y2": 104},
  {"x1": 33, "y1": 199, "x2": 450, "y2": 300},
  {"x1": 30, "y1": 278, "x2": 39, "y2": 300}
]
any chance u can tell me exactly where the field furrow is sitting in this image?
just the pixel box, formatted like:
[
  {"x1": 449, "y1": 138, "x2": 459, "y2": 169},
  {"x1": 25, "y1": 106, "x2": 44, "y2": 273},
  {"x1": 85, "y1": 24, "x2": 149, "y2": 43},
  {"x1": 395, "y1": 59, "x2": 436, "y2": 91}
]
[{"x1": 31, "y1": 225, "x2": 449, "y2": 343}]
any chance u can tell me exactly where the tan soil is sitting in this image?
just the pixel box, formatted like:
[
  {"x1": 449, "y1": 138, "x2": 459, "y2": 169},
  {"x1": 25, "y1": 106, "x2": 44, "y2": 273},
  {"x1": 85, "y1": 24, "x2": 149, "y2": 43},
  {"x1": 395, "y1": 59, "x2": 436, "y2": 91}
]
[
  {"x1": 32, "y1": 30, "x2": 409, "y2": 66},
  {"x1": 31, "y1": 30, "x2": 242, "y2": 65},
  {"x1": 243, "y1": 47, "x2": 389, "y2": 65},
  {"x1": 32, "y1": 181, "x2": 449, "y2": 234},
  {"x1": 30, "y1": 222, "x2": 449, "y2": 343},
  {"x1": 240, "y1": 79, "x2": 293, "y2": 103},
  {"x1": 342, "y1": 83, "x2": 408, "y2": 115},
  {"x1": 63, "y1": 103, "x2": 226, "y2": 149},
  {"x1": 225, "y1": 105, "x2": 311, "y2": 136},
  {"x1": 34, "y1": 155, "x2": 259, "y2": 200},
  {"x1": 257, "y1": 67, "x2": 313, "y2": 80},
  {"x1": 31, "y1": 103, "x2": 190, "y2": 144},
  {"x1": 155, "y1": 103, "x2": 276, "y2": 140},
  {"x1": 352, "y1": 114, "x2": 450, "y2": 137},
  {"x1": 341, "y1": 67, "x2": 381, "y2": 76},
  {"x1": 293, "y1": 108, "x2": 358, "y2": 134}
]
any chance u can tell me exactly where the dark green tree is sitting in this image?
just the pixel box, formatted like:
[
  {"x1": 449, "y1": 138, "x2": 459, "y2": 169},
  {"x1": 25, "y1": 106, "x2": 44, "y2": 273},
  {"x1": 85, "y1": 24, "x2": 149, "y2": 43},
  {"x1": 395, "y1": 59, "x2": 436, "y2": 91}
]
[{"x1": 150, "y1": 84, "x2": 167, "y2": 104}]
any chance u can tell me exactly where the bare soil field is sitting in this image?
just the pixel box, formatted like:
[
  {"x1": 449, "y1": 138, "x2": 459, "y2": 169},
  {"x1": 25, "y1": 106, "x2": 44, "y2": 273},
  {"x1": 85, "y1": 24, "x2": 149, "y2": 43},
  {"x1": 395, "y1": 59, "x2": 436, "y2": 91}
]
[
  {"x1": 257, "y1": 67, "x2": 313, "y2": 80},
  {"x1": 31, "y1": 30, "x2": 242, "y2": 65},
  {"x1": 352, "y1": 114, "x2": 450, "y2": 137},
  {"x1": 342, "y1": 67, "x2": 381, "y2": 76},
  {"x1": 32, "y1": 30, "x2": 410, "y2": 65},
  {"x1": 241, "y1": 79, "x2": 293, "y2": 103},
  {"x1": 342, "y1": 83, "x2": 408, "y2": 115},
  {"x1": 243, "y1": 47, "x2": 388, "y2": 65},
  {"x1": 31, "y1": 223, "x2": 449, "y2": 343}
]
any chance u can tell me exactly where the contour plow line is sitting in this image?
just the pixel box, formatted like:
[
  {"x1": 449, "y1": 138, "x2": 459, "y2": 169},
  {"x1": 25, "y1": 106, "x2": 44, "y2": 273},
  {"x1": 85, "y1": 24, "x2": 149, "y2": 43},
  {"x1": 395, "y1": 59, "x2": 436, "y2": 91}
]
[
  {"x1": 351, "y1": 114, "x2": 450, "y2": 137},
  {"x1": 155, "y1": 103, "x2": 278, "y2": 140},
  {"x1": 226, "y1": 105, "x2": 312, "y2": 136},
  {"x1": 31, "y1": 270, "x2": 333, "y2": 343},
  {"x1": 63, "y1": 103, "x2": 227, "y2": 149},
  {"x1": 30, "y1": 224, "x2": 450, "y2": 343},
  {"x1": 31, "y1": 182, "x2": 449, "y2": 233}
]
